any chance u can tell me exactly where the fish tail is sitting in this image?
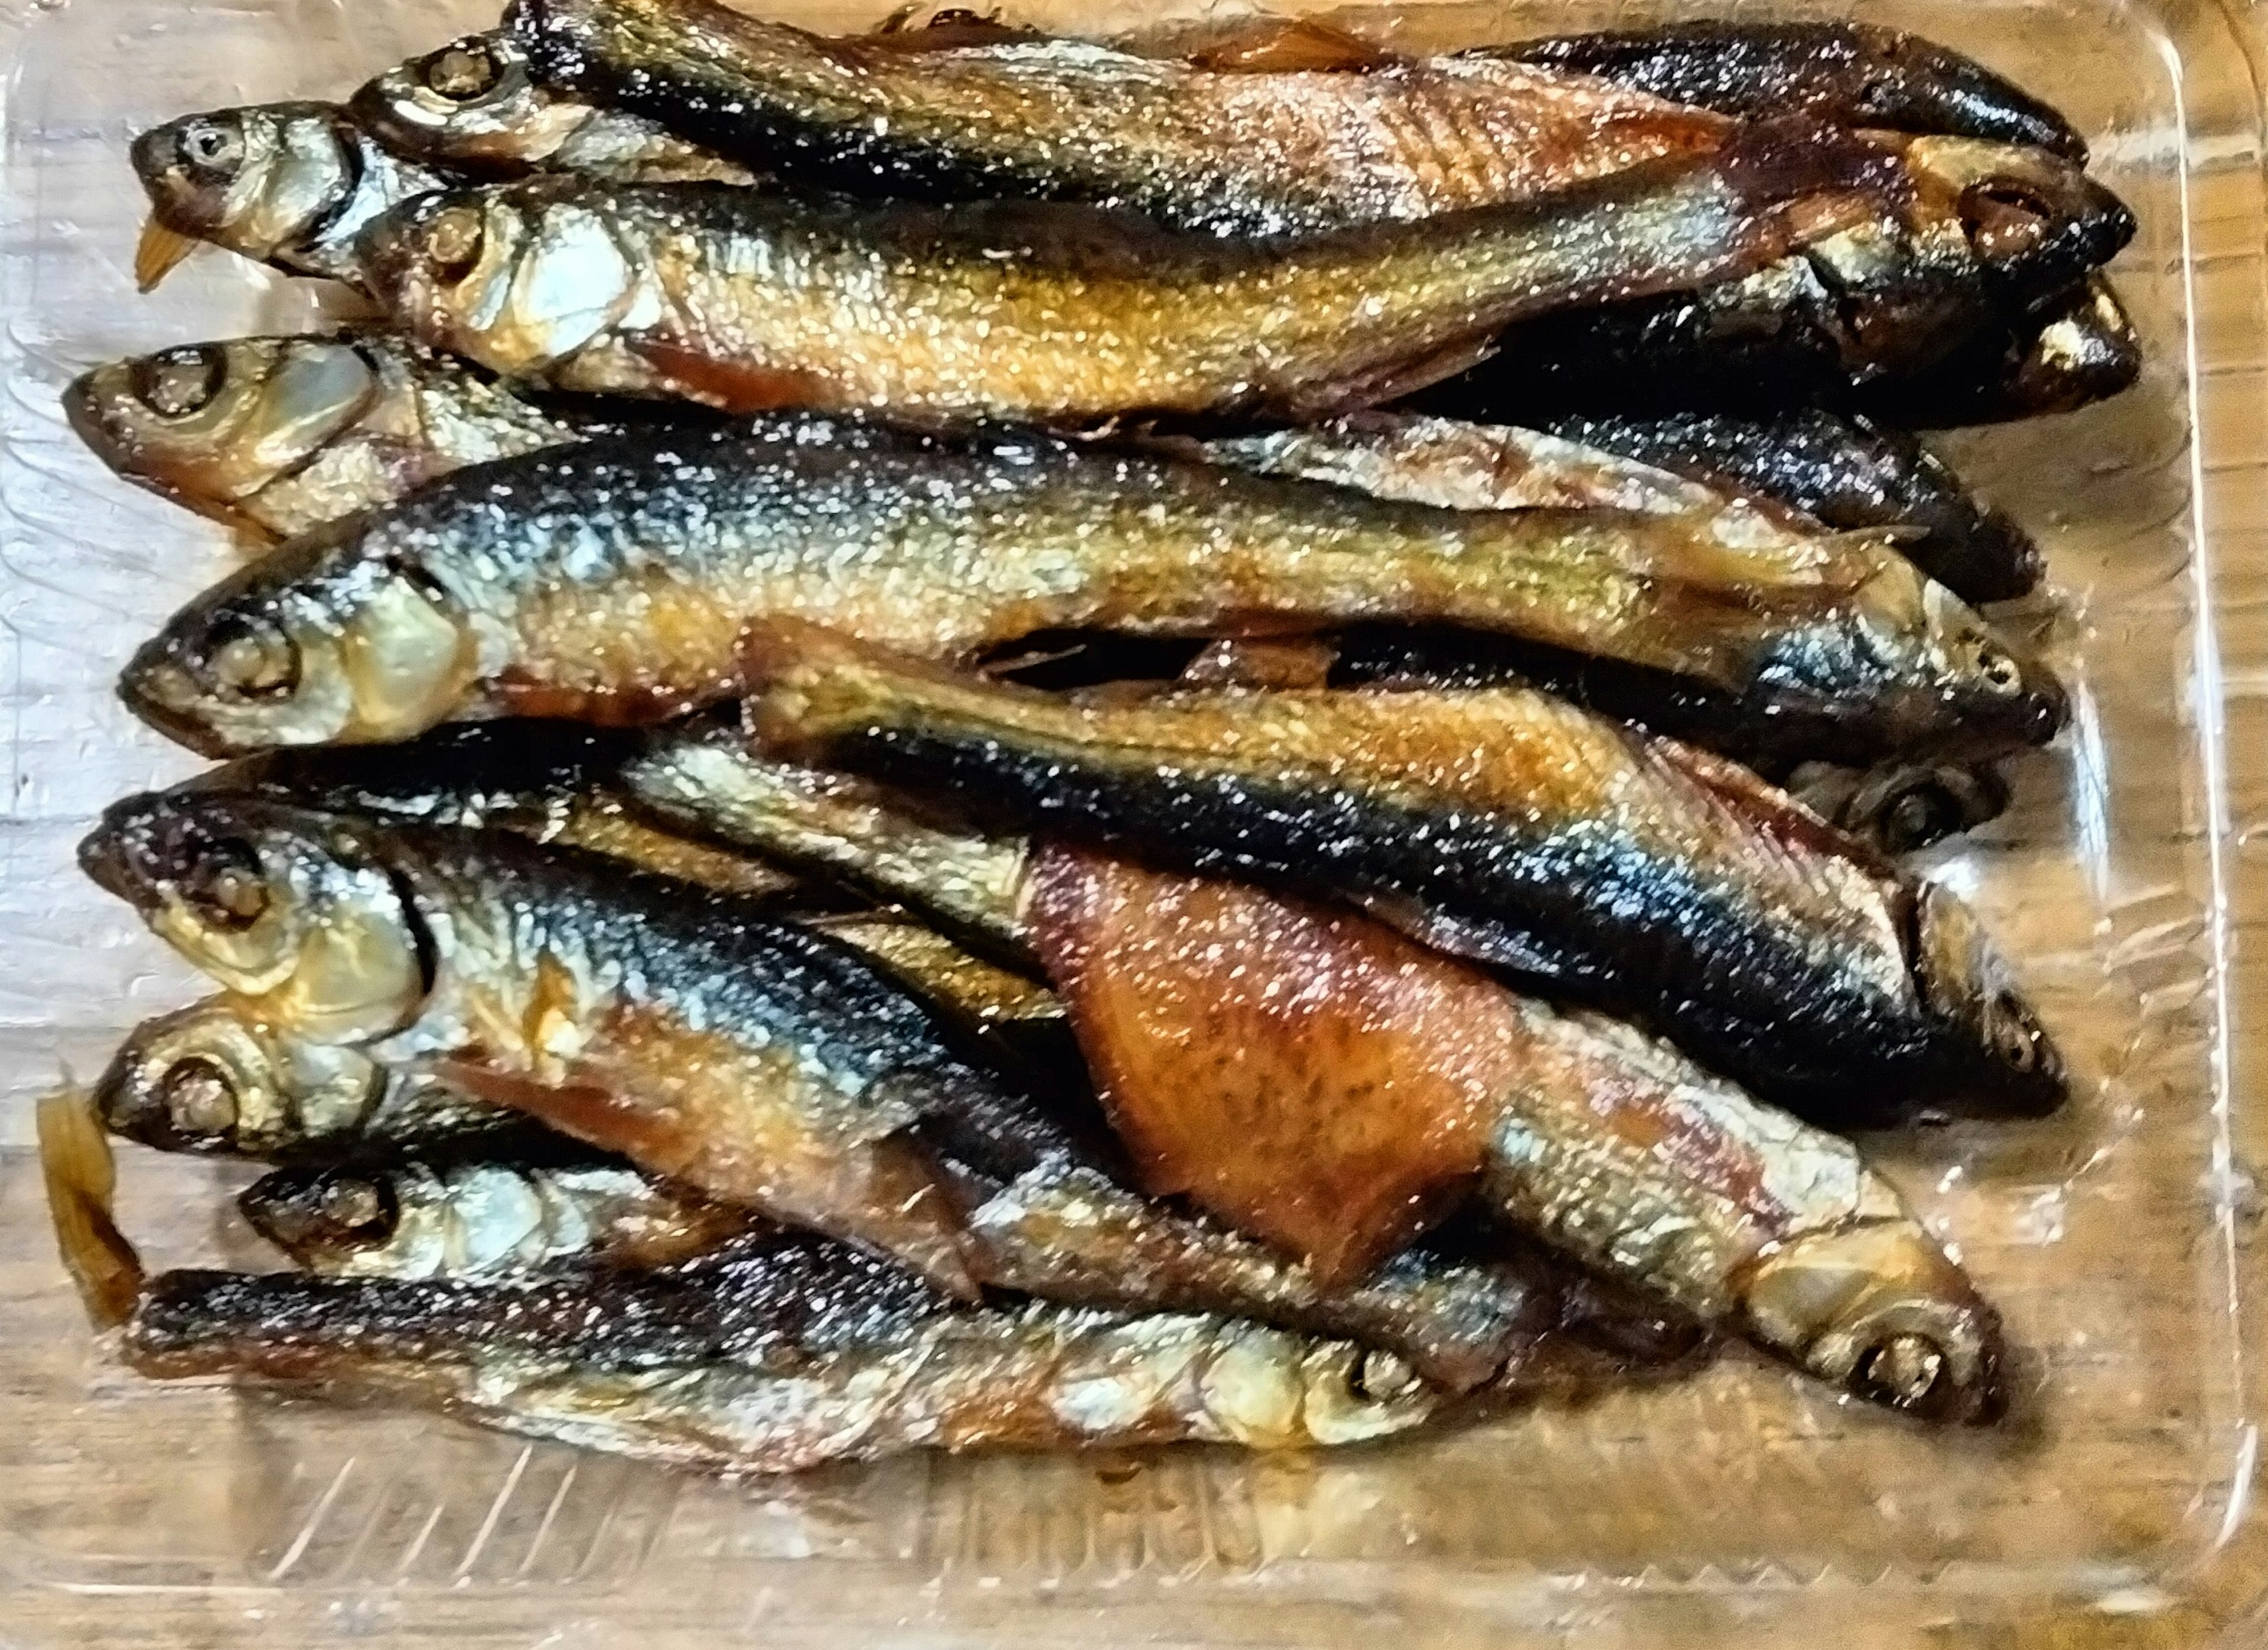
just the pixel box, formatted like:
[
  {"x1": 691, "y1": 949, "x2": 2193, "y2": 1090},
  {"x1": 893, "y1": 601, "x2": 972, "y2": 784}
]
[{"x1": 37, "y1": 1083, "x2": 146, "y2": 1329}]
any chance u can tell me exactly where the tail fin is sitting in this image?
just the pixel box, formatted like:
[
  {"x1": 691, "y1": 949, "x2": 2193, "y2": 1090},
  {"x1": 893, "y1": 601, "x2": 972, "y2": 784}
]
[{"x1": 38, "y1": 1084, "x2": 145, "y2": 1329}]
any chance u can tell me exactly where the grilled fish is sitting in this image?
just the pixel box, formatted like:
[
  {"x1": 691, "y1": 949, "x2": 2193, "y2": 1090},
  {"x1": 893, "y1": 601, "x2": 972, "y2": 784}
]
[
  {"x1": 747, "y1": 628, "x2": 2064, "y2": 1124},
  {"x1": 353, "y1": 31, "x2": 757, "y2": 184},
  {"x1": 63, "y1": 334, "x2": 592, "y2": 543},
  {"x1": 1031, "y1": 848, "x2": 2003, "y2": 1421},
  {"x1": 129, "y1": 103, "x2": 444, "y2": 291},
  {"x1": 1785, "y1": 759, "x2": 2010, "y2": 857},
  {"x1": 119, "y1": 416, "x2": 2057, "y2": 767},
  {"x1": 1489, "y1": 22, "x2": 2087, "y2": 158},
  {"x1": 505, "y1": 0, "x2": 1728, "y2": 237},
  {"x1": 1534, "y1": 408, "x2": 2039, "y2": 604},
  {"x1": 355, "y1": 124, "x2": 1921, "y2": 422},
  {"x1": 1859, "y1": 272, "x2": 2142, "y2": 426},
  {"x1": 76, "y1": 790, "x2": 1590, "y2": 1385},
  {"x1": 240, "y1": 1154, "x2": 760, "y2": 1278}
]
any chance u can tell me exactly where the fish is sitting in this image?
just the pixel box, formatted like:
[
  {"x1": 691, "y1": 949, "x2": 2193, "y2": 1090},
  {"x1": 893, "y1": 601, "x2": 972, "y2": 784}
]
[
  {"x1": 1858, "y1": 272, "x2": 2142, "y2": 427},
  {"x1": 1784, "y1": 759, "x2": 2011, "y2": 857},
  {"x1": 745, "y1": 625, "x2": 2065, "y2": 1125},
  {"x1": 354, "y1": 123, "x2": 1920, "y2": 422},
  {"x1": 94, "y1": 996, "x2": 543, "y2": 1162},
  {"x1": 239, "y1": 1155, "x2": 761, "y2": 1278},
  {"x1": 76, "y1": 789, "x2": 1606, "y2": 1386},
  {"x1": 62, "y1": 334, "x2": 596, "y2": 544},
  {"x1": 1029, "y1": 848, "x2": 2005, "y2": 1421},
  {"x1": 1532, "y1": 407, "x2": 2041, "y2": 604},
  {"x1": 504, "y1": 0, "x2": 1729, "y2": 237},
  {"x1": 1487, "y1": 21, "x2": 2087, "y2": 158},
  {"x1": 1422, "y1": 137, "x2": 2136, "y2": 422},
  {"x1": 351, "y1": 31, "x2": 758, "y2": 184},
  {"x1": 128, "y1": 102, "x2": 444, "y2": 290},
  {"x1": 119, "y1": 415, "x2": 2059, "y2": 768}
]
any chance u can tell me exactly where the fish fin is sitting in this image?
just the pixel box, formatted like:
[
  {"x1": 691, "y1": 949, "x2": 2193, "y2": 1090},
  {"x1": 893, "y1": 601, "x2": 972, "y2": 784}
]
[
  {"x1": 626, "y1": 342, "x2": 839, "y2": 415},
  {"x1": 1648, "y1": 737, "x2": 1896, "y2": 872},
  {"x1": 1181, "y1": 17, "x2": 1396, "y2": 73},
  {"x1": 1179, "y1": 637, "x2": 1339, "y2": 690},
  {"x1": 38, "y1": 1085, "x2": 145, "y2": 1330},
  {"x1": 1353, "y1": 891, "x2": 1587, "y2": 987},
  {"x1": 490, "y1": 671, "x2": 724, "y2": 726},
  {"x1": 740, "y1": 619, "x2": 985, "y2": 751},
  {"x1": 1276, "y1": 332, "x2": 1502, "y2": 421},
  {"x1": 133, "y1": 219, "x2": 201, "y2": 293}
]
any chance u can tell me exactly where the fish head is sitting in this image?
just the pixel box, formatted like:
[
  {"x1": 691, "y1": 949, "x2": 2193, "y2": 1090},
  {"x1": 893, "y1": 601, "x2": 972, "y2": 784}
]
[
  {"x1": 1910, "y1": 880, "x2": 2065, "y2": 1116},
  {"x1": 131, "y1": 102, "x2": 363, "y2": 273},
  {"x1": 361, "y1": 182, "x2": 656, "y2": 374},
  {"x1": 353, "y1": 32, "x2": 585, "y2": 171},
  {"x1": 1737, "y1": 1217, "x2": 2005, "y2": 1423},
  {"x1": 94, "y1": 998, "x2": 387, "y2": 1157},
  {"x1": 1906, "y1": 136, "x2": 2136, "y2": 305},
  {"x1": 238, "y1": 1165, "x2": 403, "y2": 1266},
  {"x1": 1911, "y1": 579, "x2": 2068, "y2": 755},
  {"x1": 1801, "y1": 759, "x2": 2011, "y2": 857},
  {"x1": 64, "y1": 337, "x2": 380, "y2": 530},
  {"x1": 79, "y1": 791, "x2": 432, "y2": 1044},
  {"x1": 119, "y1": 529, "x2": 480, "y2": 756},
  {"x1": 1840, "y1": 24, "x2": 2089, "y2": 159}
]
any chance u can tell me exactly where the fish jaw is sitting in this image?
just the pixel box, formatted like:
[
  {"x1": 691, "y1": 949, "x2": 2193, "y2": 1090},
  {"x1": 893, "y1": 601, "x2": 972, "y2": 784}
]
[{"x1": 1909, "y1": 882, "x2": 2066, "y2": 1116}]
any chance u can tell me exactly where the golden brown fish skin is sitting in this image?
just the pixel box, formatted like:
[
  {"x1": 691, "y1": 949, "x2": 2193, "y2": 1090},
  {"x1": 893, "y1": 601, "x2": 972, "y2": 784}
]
[
  {"x1": 745, "y1": 633, "x2": 2064, "y2": 1126},
  {"x1": 63, "y1": 335, "x2": 591, "y2": 543},
  {"x1": 118, "y1": 415, "x2": 2054, "y2": 765},
  {"x1": 355, "y1": 124, "x2": 1906, "y2": 423},
  {"x1": 352, "y1": 31, "x2": 758, "y2": 184},
  {"x1": 509, "y1": 0, "x2": 1729, "y2": 237}
]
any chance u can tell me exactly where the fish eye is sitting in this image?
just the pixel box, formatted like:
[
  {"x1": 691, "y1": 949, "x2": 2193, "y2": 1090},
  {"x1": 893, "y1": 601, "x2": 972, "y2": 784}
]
[
  {"x1": 1855, "y1": 1332, "x2": 1947, "y2": 1410},
  {"x1": 317, "y1": 1175, "x2": 395, "y2": 1237},
  {"x1": 159, "y1": 1055, "x2": 239, "y2": 1133},
  {"x1": 129, "y1": 345, "x2": 226, "y2": 419},
  {"x1": 425, "y1": 40, "x2": 506, "y2": 101},
  {"x1": 1990, "y1": 991, "x2": 2042, "y2": 1072},
  {"x1": 180, "y1": 837, "x2": 271, "y2": 930},
  {"x1": 1960, "y1": 181, "x2": 2055, "y2": 262},
  {"x1": 1974, "y1": 641, "x2": 2023, "y2": 694},
  {"x1": 174, "y1": 117, "x2": 245, "y2": 182},
  {"x1": 1882, "y1": 790, "x2": 1953, "y2": 855},
  {"x1": 421, "y1": 204, "x2": 487, "y2": 283},
  {"x1": 206, "y1": 613, "x2": 299, "y2": 699}
]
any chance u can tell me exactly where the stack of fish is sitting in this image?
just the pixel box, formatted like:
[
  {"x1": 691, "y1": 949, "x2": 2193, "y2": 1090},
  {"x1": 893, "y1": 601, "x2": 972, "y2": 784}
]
[{"x1": 43, "y1": 0, "x2": 2135, "y2": 1475}]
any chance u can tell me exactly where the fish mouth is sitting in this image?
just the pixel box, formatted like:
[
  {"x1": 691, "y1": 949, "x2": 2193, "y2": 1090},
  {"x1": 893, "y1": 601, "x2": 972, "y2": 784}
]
[
  {"x1": 59, "y1": 370, "x2": 121, "y2": 463},
  {"x1": 117, "y1": 639, "x2": 239, "y2": 760},
  {"x1": 77, "y1": 794, "x2": 168, "y2": 909}
]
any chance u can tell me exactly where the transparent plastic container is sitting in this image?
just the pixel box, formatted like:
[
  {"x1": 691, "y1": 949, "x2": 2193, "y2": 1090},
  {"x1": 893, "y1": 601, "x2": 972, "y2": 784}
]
[{"x1": 2, "y1": 0, "x2": 2264, "y2": 1643}]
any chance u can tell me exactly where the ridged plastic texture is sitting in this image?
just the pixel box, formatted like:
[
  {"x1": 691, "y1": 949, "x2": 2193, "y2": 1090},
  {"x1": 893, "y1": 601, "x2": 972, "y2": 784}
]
[{"x1": 1, "y1": 0, "x2": 2264, "y2": 1644}]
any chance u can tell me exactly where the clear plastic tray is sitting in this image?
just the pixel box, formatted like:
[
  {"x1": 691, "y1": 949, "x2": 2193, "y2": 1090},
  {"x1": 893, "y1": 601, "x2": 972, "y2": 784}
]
[{"x1": 2, "y1": 0, "x2": 2264, "y2": 1643}]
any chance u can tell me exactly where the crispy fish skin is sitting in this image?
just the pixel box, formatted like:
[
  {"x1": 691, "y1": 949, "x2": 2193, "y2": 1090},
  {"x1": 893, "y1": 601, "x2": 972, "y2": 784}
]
[
  {"x1": 63, "y1": 335, "x2": 592, "y2": 544},
  {"x1": 507, "y1": 0, "x2": 1728, "y2": 236},
  {"x1": 747, "y1": 634, "x2": 2064, "y2": 1124},
  {"x1": 240, "y1": 1155, "x2": 760, "y2": 1278},
  {"x1": 129, "y1": 103, "x2": 444, "y2": 289},
  {"x1": 355, "y1": 131, "x2": 1901, "y2": 422},
  {"x1": 353, "y1": 31, "x2": 757, "y2": 184},
  {"x1": 1536, "y1": 407, "x2": 2041, "y2": 604},
  {"x1": 118, "y1": 416, "x2": 2055, "y2": 764},
  {"x1": 1490, "y1": 22, "x2": 2087, "y2": 158},
  {"x1": 1028, "y1": 849, "x2": 2001, "y2": 1421},
  {"x1": 123, "y1": 1237, "x2": 1442, "y2": 1467}
]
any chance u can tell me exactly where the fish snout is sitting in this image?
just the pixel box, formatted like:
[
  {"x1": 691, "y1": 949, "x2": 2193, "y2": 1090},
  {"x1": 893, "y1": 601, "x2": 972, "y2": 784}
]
[{"x1": 131, "y1": 113, "x2": 250, "y2": 231}]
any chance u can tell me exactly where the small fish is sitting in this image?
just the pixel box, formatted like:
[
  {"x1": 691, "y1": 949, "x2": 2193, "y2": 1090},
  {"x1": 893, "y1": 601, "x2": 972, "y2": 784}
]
[
  {"x1": 1488, "y1": 21, "x2": 2087, "y2": 158},
  {"x1": 1785, "y1": 759, "x2": 2012, "y2": 856},
  {"x1": 745, "y1": 627, "x2": 2064, "y2": 1124},
  {"x1": 63, "y1": 334, "x2": 592, "y2": 544},
  {"x1": 355, "y1": 126, "x2": 1913, "y2": 422},
  {"x1": 506, "y1": 0, "x2": 1729, "y2": 237},
  {"x1": 240, "y1": 1155, "x2": 761, "y2": 1277},
  {"x1": 1859, "y1": 272, "x2": 2142, "y2": 426},
  {"x1": 120, "y1": 416, "x2": 2057, "y2": 767},
  {"x1": 351, "y1": 31, "x2": 757, "y2": 184},
  {"x1": 129, "y1": 102, "x2": 444, "y2": 290},
  {"x1": 94, "y1": 996, "x2": 539, "y2": 1162},
  {"x1": 1030, "y1": 849, "x2": 2004, "y2": 1421},
  {"x1": 1533, "y1": 407, "x2": 2041, "y2": 604}
]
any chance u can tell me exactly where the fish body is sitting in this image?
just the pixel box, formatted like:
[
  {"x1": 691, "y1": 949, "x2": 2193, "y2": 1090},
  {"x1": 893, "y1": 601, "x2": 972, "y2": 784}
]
[
  {"x1": 747, "y1": 634, "x2": 2064, "y2": 1124},
  {"x1": 1534, "y1": 407, "x2": 2039, "y2": 604},
  {"x1": 129, "y1": 103, "x2": 444, "y2": 289},
  {"x1": 120, "y1": 416, "x2": 2055, "y2": 767},
  {"x1": 64, "y1": 335, "x2": 594, "y2": 543},
  {"x1": 355, "y1": 131, "x2": 1905, "y2": 422},
  {"x1": 507, "y1": 0, "x2": 1727, "y2": 237},
  {"x1": 353, "y1": 31, "x2": 757, "y2": 184},
  {"x1": 1490, "y1": 22, "x2": 2087, "y2": 158}
]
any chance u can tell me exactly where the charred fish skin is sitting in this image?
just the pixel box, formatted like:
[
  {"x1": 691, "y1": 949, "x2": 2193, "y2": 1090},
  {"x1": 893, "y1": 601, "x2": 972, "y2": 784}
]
[
  {"x1": 118, "y1": 416, "x2": 2055, "y2": 765},
  {"x1": 355, "y1": 126, "x2": 1913, "y2": 422},
  {"x1": 1489, "y1": 22, "x2": 2088, "y2": 159},
  {"x1": 506, "y1": 0, "x2": 1729, "y2": 237},
  {"x1": 1859, "y1": 273, "x2": 2143, "y2": 428},
  {"x1": 748, "y1": 640, "x2": 2065, "y2": 1124},
  {"x1": 352, "y1": 31, "x2": 757, "y2": 185},
  {"x1": 64, "y1": 334, "x2": 595, "y2": 543},
  {"x1": 129, "y1": 103, "x2": 445, "y2": 289},
  {"x1": 1535, "y1": 408, "x2": 2042, "y2": 605},
  {"x1": 124, "y1": 1237, "x2": 1443, "y2": 1466}
]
